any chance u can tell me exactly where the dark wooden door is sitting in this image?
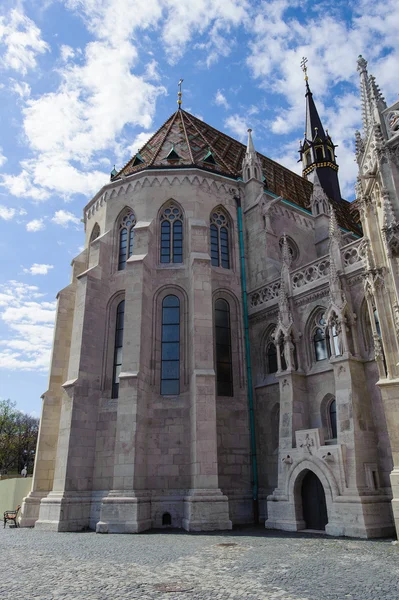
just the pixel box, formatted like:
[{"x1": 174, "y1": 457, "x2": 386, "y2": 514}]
[{"x1": 301, "y1": 471, "x2": 328, "y2": 530}]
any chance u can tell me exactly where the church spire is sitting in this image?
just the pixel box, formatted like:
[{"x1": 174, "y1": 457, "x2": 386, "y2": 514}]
[
  {"x1": 242, "y1": 128, "x2": 263, "y2": 183},
  {"x1": 357, "y1": 55, "x2": 387, "y2": 138},
  {"x1": 298, "y1": 57, "x2": 342, "y2": 203}
]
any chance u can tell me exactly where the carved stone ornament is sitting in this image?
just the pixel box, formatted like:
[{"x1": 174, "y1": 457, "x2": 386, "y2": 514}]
[
  {"x1": 393, "y1": 304, "x2": 399, "y2": 339},
  {"x1": 310, "y1": 181, "x2": 329, "y2": 215},
  {"x1": 363, "y1": 267, "x2": 386, "y2": 296},
  {"x1": 300, "y1": 433, "x2": 314, "y2": 454},
  {"x1": 388, "y1": 110, "x2": 399, "y2": 133},
  {"x1": 382, "y1": 222, "x2": 399, "y2": 258},
  {"x1": 373, "y1": 332, "x2": 384, "y2": 361}
]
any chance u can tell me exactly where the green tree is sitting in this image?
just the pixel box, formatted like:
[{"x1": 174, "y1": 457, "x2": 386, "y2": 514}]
[{"x1": 0, "y1": 399, "x2": 39, "y2": 475}]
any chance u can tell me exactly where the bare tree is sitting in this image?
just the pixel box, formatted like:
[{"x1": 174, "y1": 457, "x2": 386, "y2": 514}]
[{"x1": 0, "y1": 400, "x2": 39, "y2": 475}]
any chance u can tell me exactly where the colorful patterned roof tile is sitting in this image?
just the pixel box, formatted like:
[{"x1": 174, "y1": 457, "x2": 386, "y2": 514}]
[{"x1": 115, "y1": 109, "x2": 360, "y2": 235}]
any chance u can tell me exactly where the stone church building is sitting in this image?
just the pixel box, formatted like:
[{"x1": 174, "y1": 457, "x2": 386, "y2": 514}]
[{"x1": 21, "y1": 57, "x2": 399, "y2": 538}]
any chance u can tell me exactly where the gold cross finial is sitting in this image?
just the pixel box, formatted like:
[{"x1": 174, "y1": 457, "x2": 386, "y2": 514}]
[
  {"x1": 177, "y1": 78, "x2": 183, "y2": 108},
  {"x1": 300, "y1": 56, "x2": 308, "y2": 81}
]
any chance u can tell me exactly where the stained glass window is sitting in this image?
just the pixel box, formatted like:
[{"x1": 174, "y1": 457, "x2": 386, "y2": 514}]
[
  {"x1": 215, "y1": 299, "x2": 233, "y2": 396},
  {"x1": 210, "y1": 208, "x2": 230, "y2": 269},
  {"x1": 118, "y1": 212, "x2": 136, "y2": 270},
  {"x1": 160, "y1": 203, "x2": 183, "y2": 264},
  {"x1": 161, "y1": 295, "x2": 180, "y2": 395},
  {"x1": 112, "y1": 300, "x2": 125, "y2": 399}
]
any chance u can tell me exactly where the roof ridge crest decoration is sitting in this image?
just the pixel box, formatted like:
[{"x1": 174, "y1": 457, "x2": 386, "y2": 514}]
[{"x1": 179, "y1": 110, "x2": 195, "y2": 164}]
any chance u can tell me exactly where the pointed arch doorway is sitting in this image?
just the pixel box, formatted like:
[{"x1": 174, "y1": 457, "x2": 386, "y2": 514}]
[{"x1": 301, "y1": 471, "x2": 328, "y2": 530}]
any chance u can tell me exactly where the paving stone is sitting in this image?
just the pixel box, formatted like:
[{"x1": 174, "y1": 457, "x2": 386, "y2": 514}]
[{"x1": 1, "y1": 527, "x2": 398, "y2": 600}]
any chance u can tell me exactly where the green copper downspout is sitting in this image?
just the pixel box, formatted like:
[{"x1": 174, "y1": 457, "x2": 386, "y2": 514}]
[{"x1": 235, "y1": 191, "x2": 259, "y2": 524}]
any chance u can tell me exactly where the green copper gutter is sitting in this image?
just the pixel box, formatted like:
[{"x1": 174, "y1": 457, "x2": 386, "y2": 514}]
[{"x1": 235, "y1": 192, "x2": 259, "y2": 523}]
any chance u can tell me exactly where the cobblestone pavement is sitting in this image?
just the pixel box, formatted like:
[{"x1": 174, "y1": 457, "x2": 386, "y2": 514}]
[{"x1": 1, "y1": 526, "x2": 398, "y2": 600}]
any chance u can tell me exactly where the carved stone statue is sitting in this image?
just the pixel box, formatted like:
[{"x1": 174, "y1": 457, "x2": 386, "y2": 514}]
[{"x1": 388, "y1": 110, "x2": 399, "y2": 132}]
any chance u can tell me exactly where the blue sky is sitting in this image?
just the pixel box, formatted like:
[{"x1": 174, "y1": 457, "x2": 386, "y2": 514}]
[{"x1": 0, "y1": 0, "x2": 398, "y2": 415}]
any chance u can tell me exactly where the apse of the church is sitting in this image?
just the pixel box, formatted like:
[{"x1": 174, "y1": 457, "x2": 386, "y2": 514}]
[{"x1": 20, "y1": 59, "x2": 399, "y2": 539}]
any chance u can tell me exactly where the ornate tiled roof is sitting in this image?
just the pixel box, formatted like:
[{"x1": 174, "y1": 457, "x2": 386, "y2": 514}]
[{"x1": 115, "y1": 109, "x2": 360, "y2": 235}]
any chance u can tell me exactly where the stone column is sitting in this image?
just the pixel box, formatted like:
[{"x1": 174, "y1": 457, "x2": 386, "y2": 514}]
[
  {"x1": 97, "y1": 222, "x2": 152, "y2": 533},
  {"x1": 331, "y1": 356, "x2": 394, "y2": 537},
  {"x1": 276, "y1": 371, "x2": 308, "y2": 487},
  {"x1": 19, "y1": 284, "x2": 76, "y2": 527},
  {"x1": 378, "y1": 379, "x2": 399, "y2": 536},
  {"x1": 265, "y1": 370, "x2": 308, "y2": 529},
  {"x1": 34, "y1": 263, "x2": 109, "y2": 531},
  {"x1": 182, "y1": 219, "x2": 232, "y2": 531}
]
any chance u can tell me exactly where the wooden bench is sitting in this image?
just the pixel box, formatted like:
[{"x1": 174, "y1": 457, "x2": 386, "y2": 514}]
[{"x1": 3, "y1": 505, "x2": 21, "y2": 528}]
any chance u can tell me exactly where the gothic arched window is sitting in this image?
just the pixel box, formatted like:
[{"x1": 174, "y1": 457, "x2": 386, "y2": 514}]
[
  {"x1": 118, "y1": 211, "x2": 136, "y2": 270},
  {"x1": 160, "y1": 203, "x2": 183, "y2": 264},
  {"x1": 112, "y1": 300, "x2": 125, "y2": 399},
  {"x1": 267, "y1": 342, "x2": 278, "y2": 374},
  {"x1": 315, "y1": 146, "x2": 324, "y2": 161},
  {"x1": 90, "y1": 223, "x2": 100, "y2": 244},
  {"x1": 278, "y1": 236, "x2": 299, "y2": 265},
  {"x1": 215, "y1": 299, "x2": 233, "y2": 396},
  {"x1": 210, "y1": 207, "x2": 230, "y2": 268},
  {"x1": 329, "y1": 398, "x2": 337, "y2": 439},
  {"x1": 161, "y1": 295, "x2": 180, "y2": 395}
]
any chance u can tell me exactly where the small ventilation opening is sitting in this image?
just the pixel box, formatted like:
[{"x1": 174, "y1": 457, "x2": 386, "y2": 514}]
[
  {"x1": 132, "y1": 152, "x2": 144, "y2": 166},
  {"x1": 162, "y1": 512, "x2": 172, "y2": 526},
  {"x1": 165, "y1": 146, "x2": 180, "y2": 160}
]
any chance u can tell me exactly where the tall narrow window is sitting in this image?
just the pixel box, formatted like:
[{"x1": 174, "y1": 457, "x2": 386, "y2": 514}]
[
  {"x1": 215, "y1": 299, "x2": 233, "y2": 396},
  {"x1": 267, "y1": 342, "x2": 278, "y2": 374},
  {"x1": 210, "y1": 207, "x2": 230, "y2": 269},
  {"x1": 118, "y1": 211, "x2": 136, "y2": 270},
  {"x1": 160, "y1": 203, "x2": 183, "y2": 264},
  {"x1": 112, "y1": 300, "x2": 125, "y2": 399},
  {"x1": 161, "y1": 295, "x2": 180, "y2": 395},
  {"x1": 329, "y1": 399, "x2": 337, "y2": 439}
]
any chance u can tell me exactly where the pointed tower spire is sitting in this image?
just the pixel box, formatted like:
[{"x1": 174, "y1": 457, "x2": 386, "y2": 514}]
[
  {"x1": 357, "y1": 55, "x2": 373, "y2": 136},
  {"x1": 242, "y1": 128, "x2": 263, "y2": 183},
  {"x1": 369, "y1": 74, "x2": 387, "y2": 113},
  {"x1": 298, "y1": 57, "x2": 342, "y2": 203},
  {"x1": 247, "y1": 127, "x2": 256, "y2": 153}
]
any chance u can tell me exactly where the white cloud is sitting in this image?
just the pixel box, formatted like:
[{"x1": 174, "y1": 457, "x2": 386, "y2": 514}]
[
  {"x1": 144, "y1": 58, "x2": 161, "y2": 81},
  {"x1": 161, "y1": 0, "x2": 248, "y2": 63},
  {"x1": 0, "y1": 9, "x2": 49, "y2": 75},
  {"x1": 26, "y1": 218, "x2": 45, "y2": 232},
  {"x1": 0, "y1": 280, "x2": 55, "y2": 372},
  {"x1": 244, "y1": 0, "x2": 399, "y2": 199},
  {"x1": 51, "y1": 209, "x2": 81, "y2": 228},
  {"x1": 214, "y1": 89, "x2": 230, "y2": 110},
  {"x1": 0, "y1": 204, "x2": 15, "y2": 220},
  {"x1": 1, "y1": 36, "x2": 165, "y2": 200},
  {"x1": 1, "y1": 0, "x2": 252, "y2": 201},
  {"x1": 9, "y1": 79, "x2": 31, "y2": 99},
  {"x1": 60, "y1": 44, "x2": 75, "y2": 62},
  {"x1": 127, "y1": 131, "x2": 155, "y2": 156},
  {"x1": 2, "y1": 169, "x2": 50, "y2": 201},
  {"x1": 0, "y1": 147, "x2": 6, "y2": 167},
  {"x1": 224, "y1": 114, "x2": 249, "y2": 141},
  {"x1": 23, "y1": 264, "x2": 54, "y2": 276}
]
